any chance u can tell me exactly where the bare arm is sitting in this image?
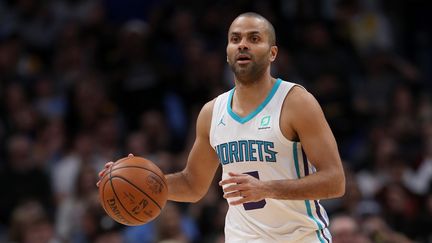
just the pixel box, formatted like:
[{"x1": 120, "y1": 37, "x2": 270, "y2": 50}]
[
  {"x1": 166, "y1": 100, "x2": 221, "y2": 202},
  {"x1": 267, "y1": 86, "x2": 345, "y2": 199},
  {"x1": 221, "y1": 86, "x2": 345, "y2": 204}
]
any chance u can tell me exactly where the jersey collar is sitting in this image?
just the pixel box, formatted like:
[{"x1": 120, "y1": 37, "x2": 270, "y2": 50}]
[{"x1": 227, "y1": 78, "x2": 282, "y2": 124}]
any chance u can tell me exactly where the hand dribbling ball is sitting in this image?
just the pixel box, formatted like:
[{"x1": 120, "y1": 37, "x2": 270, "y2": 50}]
[{"x1": 99, "y1": 156, "x2": 168, "y2": 226}]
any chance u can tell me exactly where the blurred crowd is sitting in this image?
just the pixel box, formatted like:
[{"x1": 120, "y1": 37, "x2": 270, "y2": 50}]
[{"x1": 0, "y1": 0, "x2": 431, "y2": 242}]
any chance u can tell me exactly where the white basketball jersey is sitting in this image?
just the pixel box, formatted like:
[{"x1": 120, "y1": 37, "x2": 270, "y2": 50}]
[{"x1": 210, "y1": 79, "x2": 332, "y2": 243}]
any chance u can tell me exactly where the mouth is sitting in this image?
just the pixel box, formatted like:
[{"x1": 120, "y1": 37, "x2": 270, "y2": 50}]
[{"x1": 236, "y1": 53, "x2": 252, "y2": 64}]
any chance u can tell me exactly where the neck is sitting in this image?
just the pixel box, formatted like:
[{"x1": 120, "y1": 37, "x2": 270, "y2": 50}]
[
  {"x1": 234, "y1": 70, "x2": 274, "y2": 97},
  {"x1": 231, "y1": 72, "x2": 276, "y2": 116}
]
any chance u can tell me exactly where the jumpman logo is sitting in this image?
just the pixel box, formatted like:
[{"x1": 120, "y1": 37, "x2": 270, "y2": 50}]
[{"x1": 218, "y1": 115, "x2": 226, "y2": 126}]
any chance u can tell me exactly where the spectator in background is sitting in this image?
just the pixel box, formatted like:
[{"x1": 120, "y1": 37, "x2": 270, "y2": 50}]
[
  {"x1": 55, "y1": 165, "x2": 100, "y2": 241},
  {"x1": 51, "y1": 132, "x2": 104, "y2": 203},
  {"x1": 0, "y1": 35, "x2": 23, "y2": 81},
  {"x1": 113, "y1": 19, "x2": 161, "y2": 127},
  {"x1": 296, "y1": 21, "x2": 358, "y2": 84},
  {"x1": 191, "y1": 181, "x2": 227, "y2": 243},
  {"x1": 76, "y1": 196, "x2": 123, "y2": 243},
  {"x1": 0, "y1": 134, "x2": 53, "y2": 227},
  {"x1": 94, "y1": 113, "x2": 123, "y2": 163},
  {"x1": 155, "y1": 202, "x2": 190, "y2": 243},
  {"x1": 123, "y1": 201, "x2": 199, "y2": 243},
  {"x1": 124, "y1": 131, "x2": 151, "y2": 158},
  {"x1": 33, "y1": 75, "x2": 67, "y2": 119},
  {"x1": 93, "y1": 229, "x2": 124, "y2": 243},
  {"x1": 335, "y1": 0, "x2": 394, "y2": 55},
  {"x1": 2, "y1": 83, "x2": 40, "y2": 136},
  {"x1": 404, "y1": 134, "x2": 432, "y2": 195},
  {"x1": 413, "y1": 190, "x2": 432, "y2": 242},
  {"x1": 66, "y1": 73, "x2": 114, "y2": 132},
  {"x1": 8, "y1": 200, "x2": 60, "y2": 243},
  {"x1": 376, "y1": 183, "x2": 419, "y2": 240},
  {"x1": 330, "y1": 214, "x2": 370, "y2": 243},
  {"x1": 138, "y1": 110, "x2": 172, "y2": 153},
  {"x1": 32, "y1": 118, "x2": 66, "y2": 169},
  {"x1": 361, "y1": 214, "x2": 414, "y2": 243}
]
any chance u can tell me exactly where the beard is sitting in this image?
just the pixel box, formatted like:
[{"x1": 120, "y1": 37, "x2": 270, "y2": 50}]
[{"x1": 228, "y1": 54, "x2": 269, "y2": 85}]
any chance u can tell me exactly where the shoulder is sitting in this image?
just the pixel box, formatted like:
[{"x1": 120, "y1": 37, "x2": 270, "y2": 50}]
[
  {"x1": 284, "y1": 85, "x2": 322, "y2": 114},
  {"x1": 281, "y1": 85, "x2": 326, "y2": 138},
  {"x1": 285, "y1": 85, "x2": 316, "y2": 104},
  {"x1": 199, "y1": 98, "x2": 216, "y2": 118},
  {"x1": 196, "y1": 99, "x2": 216, "y2": 136}
]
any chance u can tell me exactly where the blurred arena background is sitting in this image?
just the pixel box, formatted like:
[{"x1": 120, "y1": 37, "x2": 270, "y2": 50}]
[{"x1": 0, "y1": 0, "x2": 431, "y2": 242}]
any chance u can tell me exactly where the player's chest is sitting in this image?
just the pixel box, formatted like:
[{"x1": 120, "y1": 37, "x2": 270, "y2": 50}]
[{"x1": 213, "y1": 112, "x2": 276, "y2": 141}]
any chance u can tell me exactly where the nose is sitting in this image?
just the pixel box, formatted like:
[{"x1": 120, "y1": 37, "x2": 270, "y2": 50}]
[{"x1": 238, "y1": 38, "x2": 249, "y2": 51}]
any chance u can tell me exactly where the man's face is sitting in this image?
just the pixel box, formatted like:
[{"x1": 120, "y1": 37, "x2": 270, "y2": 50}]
[{"x1": 226, "y1": 16, "x2": 277, "y2": 83}]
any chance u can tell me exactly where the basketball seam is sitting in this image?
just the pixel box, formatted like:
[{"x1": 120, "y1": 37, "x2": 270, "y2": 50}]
[
  {"x1": 112, "y1": 175, "x2": 163, "y2": 210},
  {"x1": 109, "y1": 165, "x2": 145, "y2": 224},
  {"x1": 101, "y1": 165, "x2": 168, "y2": 188}
]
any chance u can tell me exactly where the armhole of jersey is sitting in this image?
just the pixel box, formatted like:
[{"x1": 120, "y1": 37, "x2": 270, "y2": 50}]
[
  {"x1": 274, "y1": 83, "x2": 306, "y2": 146},
  {"x1": 209, "y1": 94, "x2": 224, "y2": 147}
]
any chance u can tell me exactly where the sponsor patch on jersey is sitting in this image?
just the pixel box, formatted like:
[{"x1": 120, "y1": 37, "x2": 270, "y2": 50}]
[{"x1": 258, "y1": 115, "x2": 271, "y2": 130}]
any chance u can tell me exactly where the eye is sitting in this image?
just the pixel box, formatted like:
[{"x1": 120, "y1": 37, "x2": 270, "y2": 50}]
[
  {"x1": 250, "y1": 35, "x2": 260, "y2": 43},
  {"x1": 230, "y1": 36, "x2": 240, "y2": 43}
]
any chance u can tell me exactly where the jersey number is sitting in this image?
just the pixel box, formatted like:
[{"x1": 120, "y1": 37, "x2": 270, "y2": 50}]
[{"x1": 243, "y1": 171, "x2": 267, "y2": 210}]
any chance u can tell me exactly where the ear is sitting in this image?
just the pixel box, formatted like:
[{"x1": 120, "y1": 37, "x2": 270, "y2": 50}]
[{"x1": 269, "y1": 46, "x2": 278, "y2": 62}]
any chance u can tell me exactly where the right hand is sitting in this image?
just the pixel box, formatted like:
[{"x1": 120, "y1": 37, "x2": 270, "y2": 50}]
[
  {"x1": 96, "y1": 153, "x2": 134, "y2": 187},
  {"x1": 96, "y1": 161, "x2": 114, "y2": 187}
]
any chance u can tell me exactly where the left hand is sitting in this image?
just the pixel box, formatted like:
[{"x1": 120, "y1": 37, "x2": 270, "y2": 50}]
[
  {"x1": 96, "y1": 153, "x2": 134, "y2": 187},
  {"x1": 219, "y1": 172, "x2": 268, "y2": 206}
]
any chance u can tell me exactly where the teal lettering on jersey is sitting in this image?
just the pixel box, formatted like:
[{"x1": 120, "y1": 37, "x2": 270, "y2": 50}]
[
  {"x1": 264, "y1": 141, "x2": 277, "y2": 162},
  {"x1": 255, "y1": 140, "x2": 264, "y2": 161},
  {"x1": 248, "y1": 140, "x2": 257, "y2": 161},
  {"x1": 216, "y1": 143, "x2": 230, "y2": 165},
  {"x1": 228, "y1": 141, "x2": 240, "y2": 163},
  {"x1": 215, "y1": 140, "x2": 278, "y2": 164},
  {"x1": 238, "y1": 140, "x2": 248, "y2": 161}
]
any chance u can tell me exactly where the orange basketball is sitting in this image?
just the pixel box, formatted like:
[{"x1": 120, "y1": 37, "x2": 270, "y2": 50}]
[{"x1": 99, "y1": 156, "x2": 168, "y2": 226}]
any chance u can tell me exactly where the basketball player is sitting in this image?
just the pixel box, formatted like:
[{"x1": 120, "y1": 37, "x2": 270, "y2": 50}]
[{"x1": 98, "y1": 12, "x2": 345, "y2": 242}]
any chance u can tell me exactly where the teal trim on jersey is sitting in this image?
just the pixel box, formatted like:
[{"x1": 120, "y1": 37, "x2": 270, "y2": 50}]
[
  {"x1": 293, "y1": 142, "x2": 326, "y2": 243},
  {"x1": 293, "y1": 142, "x2": 301, "y2": 178},
  {"x1": 315, "y1": 230, "x2": 326, "y2": 243},
  {"x1": 227, "y1": 78, "x2": 282, "y2": 124}
]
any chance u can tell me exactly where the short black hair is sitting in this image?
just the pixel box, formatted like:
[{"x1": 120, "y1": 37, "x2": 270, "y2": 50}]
[{"x1": 234, "y1": 12, "x2": 276, "y2": 46}]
